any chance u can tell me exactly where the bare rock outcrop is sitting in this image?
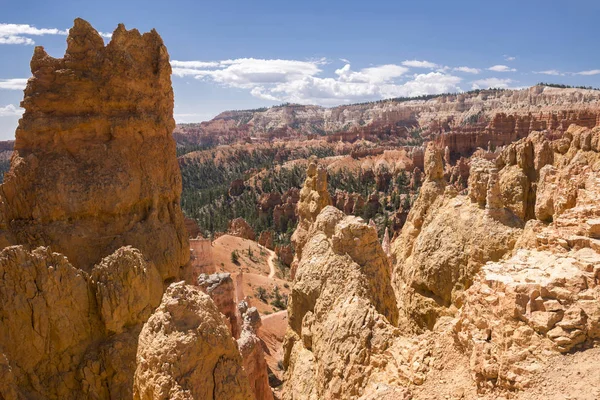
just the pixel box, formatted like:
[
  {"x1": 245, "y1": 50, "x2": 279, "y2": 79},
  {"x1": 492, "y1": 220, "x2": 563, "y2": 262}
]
[
  {"x1": 0, "y1": 246, "x2": 100, "y2": 399},
  {"x1": 284, "y1": 204, "x2": 403, "y2": 399},
  {"x1": 281, "y1": 126, "x2": 600, "y2": 397},
  {"x1": 91, "y1": 246, "x2": 163, "y2": 335},
  {"x1": 184, "y1": 217, "x2": 201, "y2": 238},
  {"x1": 332, "y1": 190, "x2": 365, "y2": 216},
  {"x1": 238, "y1": 307, "x2": 274, "y2": 400},
  {"x1": 0, "y1": 245, "x2": 164, "y2": 399},
  {"x1": 198, "y1": 272, "x2": 240, "y2": 338},
  {"x1": 0, "y1": 18, "x2": 189, "y2": 281},
  {"x1": 290, "y1": 158, "x2": 331, "y2": 278},
  {"x1": 228, "y1": 217, "x2": 257, "y2": 241},
  {"x1": 392, "y1": 142, "x2": 522, "y2": 330},
  {"x1": 189, "y1": 237, "x2": 215, "y2": 279},
  {"x1": 258, "y1": 230, "x2": 274, "y2": 250},
  {"x1": 0, "y1": 19, "x2": 193, "y2": 400},
  {"x1": 275, "y1": 244, "x2": 294, "y2": 266},
  {"x1": 134, "y1": 282, "x2": 254, "y2": 400},
  {"x1": 382, "y1": 227, "x2": 391, "y2": 258},
  {"x1": 454, "y1": 125, "x2": 600, "y2": 390}
]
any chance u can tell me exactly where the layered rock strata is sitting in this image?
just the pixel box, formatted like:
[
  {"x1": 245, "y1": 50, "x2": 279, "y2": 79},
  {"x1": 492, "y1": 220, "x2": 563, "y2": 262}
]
[
  {"x1": 0, "y1": 19, "x2": 192, "y2": 400},
  {"x1": 0, "y1": 18, "x2": 189, "y2": 281},
  {"x1": 454, "y1": 124, "x2": 600, "y2": 390}
]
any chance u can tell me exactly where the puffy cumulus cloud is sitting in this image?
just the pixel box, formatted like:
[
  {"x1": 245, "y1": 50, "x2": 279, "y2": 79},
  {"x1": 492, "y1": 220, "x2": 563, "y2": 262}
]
[
  {"x1": 0, "y1": 23, "x2": 67, "y2": 45},
  {"x1": 576, "y1": 69, "x2": 600, "y2": 76},
  {"x1": 173, "y1": 58, "x2": 325, "y2": 88},
  {"x1": 453, "y1": 66, "x2": 480, "y2": 74},
  {"x1": 335, "y1": 63, "x2": 408, "y2": 83},
  {"x1": 172, "y1": 58, "x2": 463, "y2": 105},
  {"x1": 0, "y1": 78, "x2": 28, "y2": 90},
  {"x1": 0, "y1": 104, "x2": 24, "y2": 117},
  {"x1": 488, "y1": 65, "x2": 517, "y2": 72},
  {"x1": 264, "y1": 71, "x2": 462, "y2": 105},
  {"x1": 401, "y1": 60, "x2": 439, "y2": 69},
  {"x1": 471, "y1": 77, "x2": 513, "y2": 90},
  {"x1": 0, "y1": 23, "x2": 111, "y2": 45}
]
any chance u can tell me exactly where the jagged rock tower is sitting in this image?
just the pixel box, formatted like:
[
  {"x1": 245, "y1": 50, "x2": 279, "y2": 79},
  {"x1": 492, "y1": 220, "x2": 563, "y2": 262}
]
[{"x1": 0, "y1": 18, "x2": 189, "y2": 281}]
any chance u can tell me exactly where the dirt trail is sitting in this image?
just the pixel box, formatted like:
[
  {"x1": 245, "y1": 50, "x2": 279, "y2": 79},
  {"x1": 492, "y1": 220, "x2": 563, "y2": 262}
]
[{"x1": 262, "y1": 246, "x2": 277, "y2": 279}]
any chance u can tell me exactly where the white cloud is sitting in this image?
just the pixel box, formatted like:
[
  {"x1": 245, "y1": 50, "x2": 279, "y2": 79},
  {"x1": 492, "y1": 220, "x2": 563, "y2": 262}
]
[
  {"x1": 0, "y1": 104, "x2": 24, "y2": 117},
  {"x1": 453, "y1": 66, "x2": 481, "y2": 74},
  {"x1": 0, "y1": 23, "x2": 112, "y2": 45},
  {"x1": 534, "y1": 70, "x2": 563, "y2": 76},
  {"x1": 171, "y1": 60, "x2": 221, "y2": 69},
  {"x1": 0, "y1": 23, "x2": 67, "y2": 45},
  {"x1": 335, "y1": 63, "x2": 409, "y2": 83},
  {"x1": 172, "y1": 57, "x2": 463, "y2": 105},
  {"x1": 395, "y1": 72, "x2": 462, "y2": 96},
  {"x1": 471, "y1": 78, "x2": 513, "y2": 90},
  {"x1": 576, "y1": 69, "x2": 600, "y2": 76},
  {"x1": 193, "y1": 58, "x2": 324, "y2": 89},
  {"x1": 0, "y1": 78, "x2": 28, "y2": 90},
  {"x1": 401, "y1": 60, "x2": 439, "y2": 69},
  {"x1": 504, "y1": 55, "x2": 516, "y2": 61},
  {"x1": 488, "y1": 65, "x2": 517, "y2": 72},
  {"x1": 264, "y1": 71, "x2": 462, "y2": 104},
  {"x1": 0, "y1": 36, "x2": 34, "y2": 45}
]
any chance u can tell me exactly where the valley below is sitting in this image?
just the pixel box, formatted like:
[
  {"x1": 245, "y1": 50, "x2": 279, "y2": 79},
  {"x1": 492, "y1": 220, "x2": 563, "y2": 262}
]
[{"x1": 0, "y1": 18, "x2": 599, "y2": 400}]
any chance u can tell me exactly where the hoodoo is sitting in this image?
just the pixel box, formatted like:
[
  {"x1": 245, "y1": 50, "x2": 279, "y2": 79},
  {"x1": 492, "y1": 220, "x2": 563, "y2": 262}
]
[
  {"x1": 0, "y1": 18, "x2": 189, "y2": 281},
  {"x1": 0, "y1": 19, "x2": 196, "y2": 400}
]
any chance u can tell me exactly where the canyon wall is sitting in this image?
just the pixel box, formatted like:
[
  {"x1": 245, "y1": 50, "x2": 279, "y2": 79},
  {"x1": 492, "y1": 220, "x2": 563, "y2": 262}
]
[
  {"x1": 282, "y1": 124, "x2": 600, "y2": 398},
  {"x1": 174, "y1": 86, "x2": 600, "y2": 150}
]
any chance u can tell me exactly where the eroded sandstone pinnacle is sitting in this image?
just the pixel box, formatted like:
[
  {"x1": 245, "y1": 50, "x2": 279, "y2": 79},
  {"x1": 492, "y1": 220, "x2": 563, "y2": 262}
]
[
  {"x1": 0, "y1": 17, "x2": 189, "y2": 281},
  {"x1": 0, "y1": 19, "x2": 197, "y2": 400}
]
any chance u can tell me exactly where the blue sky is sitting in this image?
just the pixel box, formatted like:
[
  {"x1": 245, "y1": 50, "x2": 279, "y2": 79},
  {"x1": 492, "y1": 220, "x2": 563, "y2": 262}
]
[{"x1": 1, "y1": 0, "x2": 600, "y2": 140}]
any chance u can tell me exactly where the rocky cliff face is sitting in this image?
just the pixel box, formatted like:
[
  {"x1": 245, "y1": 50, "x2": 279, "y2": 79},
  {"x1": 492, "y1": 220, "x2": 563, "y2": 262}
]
[
  {"x1": 289, "y1": 158, "x2": 331, "y2": 279},
  {"x1": 391, "y1": 143, "x2": 523, "y2": 330},
  {"x1": 282, "y1": 124, "x2": 600, "y2": 398},
  {"x1": 0, "y1": 18, "x2": 189, "y2": 281},
  {"x1": 454, "y1": 124, "x2": 600, "y2": 390},
  {"x1": 198, "y1": 272, "x2": 240, "y2": 338},
  {"x1": 0, "y1": 19, "x2": 194, "y2": 400},
  {"x1": 228, "y1": 217, "x2": 257, "y2": 241},
  {"x1": 283, "y1": 206, "x2": 401, "y2": 399},
  {"x1": 134, "y1": 282, "x2": 254, "y2": 400},
  {"x1": 174, "y1": 86, "x2": 600, "y2": 150},
  {"x1": 0, "y1": 245, "x2": 164, "y2": 399},
  {"x1": 238, "y1": 305, "x2": 275, "y2": 400}
]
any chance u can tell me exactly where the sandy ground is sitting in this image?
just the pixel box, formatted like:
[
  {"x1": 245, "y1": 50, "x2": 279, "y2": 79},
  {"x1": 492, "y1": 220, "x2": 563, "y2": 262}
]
[
  {"x1": 409, "y1": 332, "x2": 600, "y2": 400},
  {"x1": 211, "y1": 235, "x2": 291, "y2": 315}
]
